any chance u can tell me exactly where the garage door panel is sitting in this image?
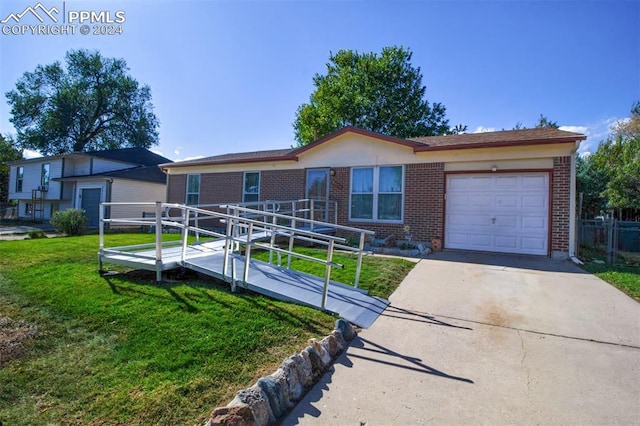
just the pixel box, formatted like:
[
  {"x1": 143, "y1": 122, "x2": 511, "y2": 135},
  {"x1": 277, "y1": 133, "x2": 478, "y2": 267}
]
[
  {"x1": 496, "y1": 195, "x2": 518, "y2": 208},
  {"x1": 495, "y1": 176, "x2": 519, "y2": 188},
  {"x1": 448, "y1": 194, "x2": 470, "y2": 208},
  {"x1": 522, "y1": 195, "x2": 546, "y2": 208},
  {"x1": 449, "y1": 214, "x2": 493, "y2": 227},
  {"x1": 445, "y1": 173, "x2": 549, "y2": 255},
  {"x1": 495, "y1": 235, "x2": 518, "y2": 250},
  {"x1": 522, "y1": 216, "x2": 547, "y2": 230},
  {"x1": 468, "y1": 195, "x2": 493, "y2": 208},
  {"x1": 495, "y1": 215, "x2": 518, "y2": 229},
  {"x1": 522, "y1": 175, "x2": 546, "y2": 188},
  {"x1": 522, "y1": 236, "x2": 547, "y2": 251}
]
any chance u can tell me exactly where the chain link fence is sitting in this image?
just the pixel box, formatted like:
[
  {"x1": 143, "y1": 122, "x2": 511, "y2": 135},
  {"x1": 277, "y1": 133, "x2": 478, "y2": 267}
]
[{"x1": 578, "y1": 219, "x2": 640, "y2": 264}]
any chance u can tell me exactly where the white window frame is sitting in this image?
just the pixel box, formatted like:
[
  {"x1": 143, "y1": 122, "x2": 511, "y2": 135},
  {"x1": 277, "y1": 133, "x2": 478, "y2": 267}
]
[
  {"x1": 243, "y1": 171, "x2": 260, "y2": 203},
  {"x1": 349, "y1": 165, "x2": 404, "y2": 223},
  {"x1": 16, "y1": 166, "x2": 24, "y2": 192},
  {"x1": 185, "y1": 174, "x2": 200, "y2": 205},
  {"x1": 41, "y1": 163, "x2": 50, "y2": 188}
]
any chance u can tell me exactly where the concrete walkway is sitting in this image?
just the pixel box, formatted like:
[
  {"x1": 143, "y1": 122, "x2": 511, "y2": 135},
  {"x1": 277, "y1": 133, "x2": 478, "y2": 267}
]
[
  {"x1": 0, "y1": 223, "x2": 57, "y2": 240},
  {"x1": 284, "y1": 251, "x2": 640, "y2": 425}
]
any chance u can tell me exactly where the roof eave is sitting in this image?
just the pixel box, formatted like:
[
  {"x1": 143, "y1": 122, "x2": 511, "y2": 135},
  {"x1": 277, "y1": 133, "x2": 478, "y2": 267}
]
[
  {"x1": 160, "y1": 155, "x2": 299, "y2": 169},
  {"x1": 413, "y1": 136, "x2": 587, "y2": 152}
]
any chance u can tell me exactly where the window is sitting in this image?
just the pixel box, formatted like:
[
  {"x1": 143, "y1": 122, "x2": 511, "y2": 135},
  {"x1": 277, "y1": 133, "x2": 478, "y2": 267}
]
[
  {"x1": 186, "y1": 174, "x2": 200, "y2": 205},
  {"x1": 350, "y1": 166, "x2": 403, "y2": 222},
  {"x1": 16, "y1": 166, "x2": 24, "y2": 192},
  {"x1": 41, "y1": 163, "x2": 50, "y2": 187},
  {"x1": 243, "y1": 172, "x2": 260, "y2": 203},
  {"x1": 25, "y1": 203, "x2": 33, "y2": 215}
]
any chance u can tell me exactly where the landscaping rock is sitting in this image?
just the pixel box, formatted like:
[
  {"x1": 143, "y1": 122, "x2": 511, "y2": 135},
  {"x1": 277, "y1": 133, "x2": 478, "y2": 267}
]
[
  {"x1": 335, "y1": 318, "x2": 356, "y2": 341},
  {"x1": 308, "y1": 338, "x2": 332, "y2": 365},
  {"x1": 209, "y1": 404, "x2": 255, "y2": 426},
  {"x1": 303, "y1": 345, "x2": 325, "y2": 381},
  {"x1": 297, "y1": 350, "x2": 315, "y2": 388},
  {"x1": 330, "y1": 329, "x2": 347, "y2": 351},
  {"x1": 257, "y1": 376, "x2": 287, "y2": 419},
  {"x1": 279, "y1": 355, "x2": 304, "y2": 407},
  {"x1": 321, "y1": 334, "x2": 340, "y2": 358},
  {"x1": 233, "y1": 385, "x2": 274, "y2": 426},
  {"x1": 269, "y1": 368, "x2": 292, "y2": 408}
]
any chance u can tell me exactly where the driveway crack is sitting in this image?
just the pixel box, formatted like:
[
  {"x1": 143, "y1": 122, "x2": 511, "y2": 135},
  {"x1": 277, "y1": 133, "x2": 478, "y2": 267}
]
[{"x1": 518, "y1": 330, "x2": 532, "y2": 395}]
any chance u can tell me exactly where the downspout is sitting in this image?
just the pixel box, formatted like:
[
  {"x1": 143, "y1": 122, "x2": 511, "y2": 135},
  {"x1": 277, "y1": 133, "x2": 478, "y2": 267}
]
[{"x1": 569, "y1": 141, "x2": 581, "y2": 264}]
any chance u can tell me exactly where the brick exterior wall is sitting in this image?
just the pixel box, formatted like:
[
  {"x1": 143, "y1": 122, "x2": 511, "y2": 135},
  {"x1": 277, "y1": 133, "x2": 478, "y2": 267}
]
[
  {"x1": 168, "y1": 170, "x2": 307, "y2": 205},
  {"x1": 167, "y1": 158, "x2": 570, "y2": 255},
  {"x1": 551, "y1": 156, "x2": 571, "y2": 253},
  {"x1": 329, "y1": 164, "x2": 444, "y2": 243},
  {"x1": 261, "y1": 170, "x2": 306, "y2": 201},
  {"x1": 200, "y1": 172, "x2": 243, "y2": 204},
  {"x1": 167, "y1": 174, "x2": 186, "y2": 203},
  {"x1": 405, "y1": 163, "x2": 445, "y2": 242}
]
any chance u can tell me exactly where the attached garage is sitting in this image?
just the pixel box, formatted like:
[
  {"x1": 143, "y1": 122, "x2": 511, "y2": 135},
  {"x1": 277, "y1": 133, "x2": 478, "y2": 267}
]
[{"x1": 445, "y1": 173, "x2": 549, "y2": 255}]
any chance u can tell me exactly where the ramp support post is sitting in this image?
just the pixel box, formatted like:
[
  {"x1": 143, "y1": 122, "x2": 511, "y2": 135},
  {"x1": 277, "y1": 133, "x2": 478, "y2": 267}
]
[{"x1": 321, "y1": 239, "x2": 335, "y2": 310}]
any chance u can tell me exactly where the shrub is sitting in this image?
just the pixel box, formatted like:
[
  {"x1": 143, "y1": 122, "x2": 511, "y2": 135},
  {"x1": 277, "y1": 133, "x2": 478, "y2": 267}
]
[
  {"x1": 27, "y1": 230, "x2": 47, "y2": 239},
  {"x1": 50, "y1": 209, "x2": 87, "y2": 236}
]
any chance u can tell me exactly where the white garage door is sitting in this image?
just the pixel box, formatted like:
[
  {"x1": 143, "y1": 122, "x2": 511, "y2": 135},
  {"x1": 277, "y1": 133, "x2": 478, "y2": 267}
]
[{"x1": 445, "y1": 173, "x2": 549, "y2": 255}]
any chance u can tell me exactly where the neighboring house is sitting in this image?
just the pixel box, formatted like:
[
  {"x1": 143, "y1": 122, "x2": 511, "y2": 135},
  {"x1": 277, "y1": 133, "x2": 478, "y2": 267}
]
[
  {"x1": 8, "y1": 148, "x2": 171, "y2": 226},
  {"x1": 160, "y1": 126, "x2": 586, "y2": 258}
]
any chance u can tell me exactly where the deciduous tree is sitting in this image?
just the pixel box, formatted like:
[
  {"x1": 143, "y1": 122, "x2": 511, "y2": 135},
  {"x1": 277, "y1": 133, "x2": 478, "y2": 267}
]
[
  {"x1": 591, "y1": 102, "x2": 640, "y2": 211},
  {"x1": 293, "y1": 46, "x2": 463, "y2": 145},
  {"x1": 0, "y1": 134, "x2": 23, "y2": 203},
  {"x1": 6, "y1": 49, "x2": 159, "y2": 155}
]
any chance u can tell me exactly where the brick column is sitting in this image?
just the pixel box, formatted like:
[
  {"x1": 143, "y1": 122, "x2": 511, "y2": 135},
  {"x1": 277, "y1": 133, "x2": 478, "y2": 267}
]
[{"x1": 551, "y1": 157, "x2": 571, "y2": 255}]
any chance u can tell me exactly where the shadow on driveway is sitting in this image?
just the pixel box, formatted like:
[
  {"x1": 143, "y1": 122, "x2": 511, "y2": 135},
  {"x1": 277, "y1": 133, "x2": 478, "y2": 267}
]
[{"x1": 429, "y1": 250, "x2": 590, "y2": 274}]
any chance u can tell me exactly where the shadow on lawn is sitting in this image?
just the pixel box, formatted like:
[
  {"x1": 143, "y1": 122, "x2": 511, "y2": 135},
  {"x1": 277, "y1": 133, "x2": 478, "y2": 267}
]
[{"x1": 101, "y1": 269, "x2": 334, "y2": 335}]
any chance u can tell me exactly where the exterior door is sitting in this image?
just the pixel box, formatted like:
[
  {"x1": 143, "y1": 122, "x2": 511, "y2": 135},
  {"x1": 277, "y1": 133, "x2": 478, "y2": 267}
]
[
  {"x1": 81, "y1": 188, "x2": 101, "y2": 227},
  {"x1": 445, "y1": 173, "x2": 549, "y2": 255},
  {"x1": 306, "y1": 168, "x2": 330, "y2": 222}
]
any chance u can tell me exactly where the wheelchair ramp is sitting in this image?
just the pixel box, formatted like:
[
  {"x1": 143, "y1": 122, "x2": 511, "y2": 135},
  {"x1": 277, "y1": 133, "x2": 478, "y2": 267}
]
[{"x1": 185, "y1": 253, "x2": 389, "y2": 328}]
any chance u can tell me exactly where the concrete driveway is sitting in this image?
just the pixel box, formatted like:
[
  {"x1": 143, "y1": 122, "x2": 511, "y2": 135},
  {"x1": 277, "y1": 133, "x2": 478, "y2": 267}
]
[{"x1": 284, "y1": 252, "x2": 640, "y2": 425}]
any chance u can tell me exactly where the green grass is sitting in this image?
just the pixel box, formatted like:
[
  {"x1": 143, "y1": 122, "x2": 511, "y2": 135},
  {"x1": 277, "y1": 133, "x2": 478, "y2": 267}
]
[
  {"x1": 0, "y1": 234, "x2": 339, "y2": 425},
  {"x1": 580, "y1": 246, "x2": 640, "y2": 301},
  {"x1": 0, "y1": 234, "x2": 416, "y2": 425},
  {"x1": 582, "y1": 262, "x2": 640, "y2": 301},
  {"x1": 252, "y1": 246, "x2": 416, "y2": 299}
]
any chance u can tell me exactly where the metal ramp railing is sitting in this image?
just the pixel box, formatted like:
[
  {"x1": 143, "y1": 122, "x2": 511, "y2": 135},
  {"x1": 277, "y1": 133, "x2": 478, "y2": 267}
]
[{"x1": 98, "y1": 201, "x2": 375, "y2": 311}]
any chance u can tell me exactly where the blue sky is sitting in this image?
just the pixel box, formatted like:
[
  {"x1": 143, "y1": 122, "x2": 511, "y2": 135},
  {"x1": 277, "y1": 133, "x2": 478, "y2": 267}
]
[{"x1": 1, "y1": 0, "x2": 638, "y2": 161}]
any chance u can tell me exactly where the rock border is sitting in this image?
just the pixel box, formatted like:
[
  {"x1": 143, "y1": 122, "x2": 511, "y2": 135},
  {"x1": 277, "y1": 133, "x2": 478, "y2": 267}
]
[{"x1": 207, "y1": 318, "x2": 357, "y2": 426}]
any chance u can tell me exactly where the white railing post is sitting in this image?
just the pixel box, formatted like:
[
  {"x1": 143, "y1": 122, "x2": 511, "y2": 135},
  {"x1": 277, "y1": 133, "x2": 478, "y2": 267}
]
[
  {"x1": 287, "y1": 216, "x2": 295, "y2": 269},
  {"x1": 194, "y1": 210, "x2": 200, "y2": 242},
  {"x1": 354, "y1": 231, "x2": 366, "y2": 288},
  {"x1": 243, "y1": 222, "x2": 254, "y2": 285},
  {"x1": 321, "y1": 239, "x2": 334, "y2": 310},
  {"x1": 291, "y1": 201, "x2": 297, "y2": 228},
  {"x1": 310, "y1": 199, "x2": 315, "y2": 232},
  {"x1": 154, "y1": 201, "x2": 163, "y2": 283},
  {"x1": 231, "y1": 257, "x2": 237, "y2": 292},
  {"x1": 181, "y1": 206, "x2": 189, "y2": 262},
  {"x1": 98, "y1": 203, "x2": 105, "y2": 272},
  {"x1": 268, "y1": 212, "x2": 277, "y2": 264},
  {"x1": 222, "y1": 211, "x2": 233, "y2": 279}
]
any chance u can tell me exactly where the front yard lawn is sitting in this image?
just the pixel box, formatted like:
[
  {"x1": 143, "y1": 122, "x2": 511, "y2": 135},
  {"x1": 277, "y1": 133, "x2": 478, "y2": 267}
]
[{"x1": 0, "y1": 234, "x2": 415, "y2": 425}]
